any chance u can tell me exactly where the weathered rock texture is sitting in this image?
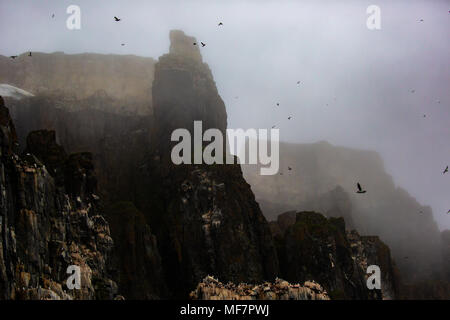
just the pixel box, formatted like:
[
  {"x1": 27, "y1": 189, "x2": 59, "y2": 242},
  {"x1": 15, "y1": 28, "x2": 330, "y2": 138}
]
[
  {"x1": 270, "y1": 211, "x2": 400, "y2": 299},
  {"x1": 0, "y1": 30, "x2": 410, "y2": 300},
  {"x1": 0, "y1": 96, "x2": 119, "y2": 299},
  {"x1": 103, "y1": 201, "x2": 166, "y2": 299},
  {"x1": 242, "y1": 141, "x2": 443, "y2": 285},
  {"x1": 190, "y1": 276, "x2": 330, "y2": 300},
  {"x1": 141, "y1": 30, "x2": 278, "y2": 298}
]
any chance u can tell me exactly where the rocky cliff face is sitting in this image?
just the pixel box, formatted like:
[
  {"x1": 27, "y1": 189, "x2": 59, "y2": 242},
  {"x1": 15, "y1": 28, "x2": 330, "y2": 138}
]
[
  {"x1": 0, "y1": 52, "x2": 155, "y2": 115},
  {"x1": 140, "y1": 30, "x2": 278, "y2": 298},
  {"x1": 0, "y1": 30, "x2": 406, "y2": 300},
  {"x1": 0, "y1": 97, "x2": 119, "y2": 299},
  {"x1": 270, "y1": 211, "x2": 400, "y2": 299},
  {"x1": 242, "y1": 141, "x2": 443, "y2": 284}
]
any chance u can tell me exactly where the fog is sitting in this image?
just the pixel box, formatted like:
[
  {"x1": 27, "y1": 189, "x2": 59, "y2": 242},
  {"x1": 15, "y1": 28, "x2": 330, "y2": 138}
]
[{"x1": 1, "y1": 0, "x2": 449, "y2": 229}]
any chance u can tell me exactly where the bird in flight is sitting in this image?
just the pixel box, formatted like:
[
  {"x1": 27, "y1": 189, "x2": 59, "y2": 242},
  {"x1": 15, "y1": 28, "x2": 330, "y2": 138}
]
[
  {"x1": 218, "y1": 22, "x2": 223, "y2": 26},
  {"x1": 356, "y1": 183, "x2": 367, "y2": 194},
  {"x1": 51, "y1": 14, "x2": 55, "y2": 18},
  {"x1": 288, "y1": 167, "x2": 292, "y2": 171},
  {"x1": 444, "y1": 166, "x2": 449, "y2": 174},
  {"x1": 193, "y1": 42, "x2": 197, "y2": 46},
  {"x1": 411, "y1": 89, "x2": 415, "y2": 93},
  {"x1": 276, "y1": 103, "x2": 280, "y2": 107},
  {"x1": 288, "y1": 116, "x2": 292, "y2": 120},
  {"x1": 447, "y1": 209, "x2": 450, "y2": 214},
  {"x1": 297, "y1": 81, "x2": 300, "y2": 85},
  {"x1": 201, "y1": 42, "x2": 206, "y2": 47},
  {"x1": 114, "y1": 16, "x2": 121, "y2": 22},
  {"x1": 10, "y1": 55, "x2": 18, "y2": 59},
  {"x1": 271, "y1": 125, "x2": 276, "y2": 129},
  {"x1": 121, "y1": 43, "x2": 125, "y2": 46}
]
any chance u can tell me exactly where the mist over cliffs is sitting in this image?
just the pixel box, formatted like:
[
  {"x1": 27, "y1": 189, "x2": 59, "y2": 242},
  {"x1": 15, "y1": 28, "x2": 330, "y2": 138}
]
[
  {"x1": 0, "y1": 52, "x2": 155, "y2": 115},
  {"x1": 0, "y1": 30, "x2": 448, "y2": 299}
]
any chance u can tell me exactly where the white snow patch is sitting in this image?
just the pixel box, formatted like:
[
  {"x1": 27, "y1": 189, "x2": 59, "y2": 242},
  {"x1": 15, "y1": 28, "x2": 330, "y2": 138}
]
[{"x1": 0, "y1": 84, "x2": 34, "y2": 100}]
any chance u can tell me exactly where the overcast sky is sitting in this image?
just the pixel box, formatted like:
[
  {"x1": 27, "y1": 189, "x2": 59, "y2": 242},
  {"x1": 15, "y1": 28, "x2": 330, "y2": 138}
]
[{"x1": 1, "y1": 0, "x2": 449, "y2": 229}]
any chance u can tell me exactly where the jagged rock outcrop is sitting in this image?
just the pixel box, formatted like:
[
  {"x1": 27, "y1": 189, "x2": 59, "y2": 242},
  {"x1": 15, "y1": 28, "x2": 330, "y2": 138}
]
[
  {"x1": 190, "y1": 276, "x2": 329, "y2": 300},
  {"x1": 1, "y1": 31, "x2": 413, "y2": 300},
  {"x1": 141, "y1": 30, "x2": 278, "y2": 297},
  {"x1": 242, "y1": 141, "x2": 443, "y2": 286},
  {"x1": 0, "y1": 96, "x2": 119, "y2": 299},
  {"x1": 346, "y1": 230, "x2": 400, "y2": 299},
  {"x1": 270, "y1": 211, "x2": 400, "y2": 299},
  {"x1": 152, "y1": 30, "x2": 227, "y2": 159}
]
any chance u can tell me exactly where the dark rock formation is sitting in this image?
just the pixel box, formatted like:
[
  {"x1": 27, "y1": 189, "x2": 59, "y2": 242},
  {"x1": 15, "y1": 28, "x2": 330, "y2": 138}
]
[
  {"x1": 0, "y1": 96, "x2": 119, "y2": 299},
  {"x1": 190, "y1": 276, "x2": 330, "y2": 300},
  {"x1": 103, "y1": 202, "x2": 166, "y2": 299},
  {"x1": 270, "y1": 211, "x2": 400, "y2": 299},
  {"x1": 141, "y1": 30, "x2": 278, "y2": 298},
  {"x1": 243, "y1": 141, "x2": 443, "y2": 285},
  {"x1": 346, "y1": 230, "x2": 400, "y2": 299},
  {"x1": 152, "y1": 30, "x2": 227, "y2": 160},
  {"x1": 0, "y1": 30, "x2": 411, "y2": 300}
]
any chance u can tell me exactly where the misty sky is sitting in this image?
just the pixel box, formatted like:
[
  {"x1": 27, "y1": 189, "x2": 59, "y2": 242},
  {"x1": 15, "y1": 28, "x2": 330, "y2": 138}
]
[{"x1": 1, "y1": 0, "x2": 449, "y2": 229}]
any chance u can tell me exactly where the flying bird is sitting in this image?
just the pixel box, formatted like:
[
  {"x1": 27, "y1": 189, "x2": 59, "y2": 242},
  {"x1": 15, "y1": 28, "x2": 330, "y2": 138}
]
[
  {"x1": 271, "y1": 125, "x2": 276, "y2": 129},
  {"x1": 201, "y1": 42, "x2": 206, "y2": 47},
  {"x1": 10, "y1": 56, "x2": 18, "y2": 59},
  {"x1": 288, "y1": 167, "x2": 292, "y2": 171},
  {"x1": 121, "y1": 43, "x2": 125, "y2": 46},
  {"x1": 297, "y1": 81, "x2": 300, "y2": 85},
  {"x1": 356, "y1": 183, "x2": 367, "y2": 194},
  {"x1": 218, "y1": 22, "x2": 223, "y2": 26},
  {"x1": 276, "y1": 103, "x2": 280, "y2": 107},
  {"x1": 51, "y1": 14, "x2": 55, "y2": 18},
  {"x1": 193, "y1": 42, "x2": 197, "y2": 46},
  {"x1": 447, "y1": 209, "x2": 450, "y2": 214},
  {"x1": 444, "y1": 166, "x2": 449, "y2": 174},
  {"x1": 114, "y1": 16, "x2": 121, "y2": 22},
  {"x1": 288, "y1": 116, "x2": 292, "y2": 120},
  {"x1": 411, "y1": 89, "x2": 415, "y2": 93}
]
